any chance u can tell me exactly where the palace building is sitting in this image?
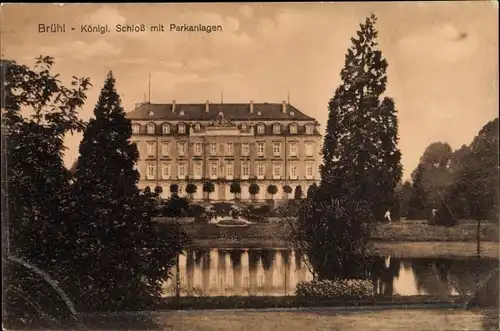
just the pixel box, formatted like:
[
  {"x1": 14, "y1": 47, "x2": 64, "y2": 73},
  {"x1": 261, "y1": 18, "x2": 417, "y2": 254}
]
[{"x1": 126, "y1": 100, "x2": 322, "y2": 202}]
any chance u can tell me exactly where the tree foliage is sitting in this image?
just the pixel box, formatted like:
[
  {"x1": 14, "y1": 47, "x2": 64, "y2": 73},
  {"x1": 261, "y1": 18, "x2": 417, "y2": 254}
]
[
  {"x1": 295, "y1": 15, "x2": 401, "y2": 281},
  {"x1": 294, "y1": 196, "x2": 375, "y2": 280},
  {"x1": 306, "y1": 183, "x2": 319, "y2": 199},
  {"x1": 452, "y1": 118, "x2": 499, "y2": 221},
  {"x1": 72, "y1": 72, "x2": 183, "y2": 311},
  {"x1": 230, "y1": 181, "x2": 241, "y2": 199},
  {"x1": 320, "y1": 14, "x2": 402, "y2": 220},
  {"x1": 185, "y1": 183, "x2": 197, "y2": 200},
  {"x1": 2, "y1": 56, "x2": 90, "y2": 323},
  {"x1": 2, "y1": 56, "x2": 89, "y2": 272},
  {"x1": 409, "y1": 142, "x2": 454, "y2": 220},
  {"x1": 249, "y1": 183, "x2": 260, "y2": 199},
  {"x1": 202, "y1": 181, "x2": 215, "y2": 199},
  {"x1": 267, "y1": 184, "x2": 278, "y2": 198},
  {"x1": 405, "y1": 119, "x2": 499, "y2": 224},
  {"x1": 170, "y1": 184, "x2": 179, "y2": 195}
]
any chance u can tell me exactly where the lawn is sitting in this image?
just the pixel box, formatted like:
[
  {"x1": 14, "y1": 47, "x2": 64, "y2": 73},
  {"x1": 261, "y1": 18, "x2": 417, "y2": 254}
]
[
  {"x1": 78, "y1": 308, "x2": 499, "y2": 331},
  {"x1": 179, "y1": 220, "x2": 499, "y2": 243}
]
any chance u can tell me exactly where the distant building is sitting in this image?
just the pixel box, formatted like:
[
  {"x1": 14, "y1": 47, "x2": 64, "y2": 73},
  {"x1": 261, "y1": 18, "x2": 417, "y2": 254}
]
[{"x1": 126, "y1": 100, "x2": 322, "y2": 202}]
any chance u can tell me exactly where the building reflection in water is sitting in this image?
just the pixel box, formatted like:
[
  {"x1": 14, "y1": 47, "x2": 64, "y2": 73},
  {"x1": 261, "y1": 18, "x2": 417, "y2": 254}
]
[{"x1": 162, "y1": 248, "x2": 497, "y2": 298}]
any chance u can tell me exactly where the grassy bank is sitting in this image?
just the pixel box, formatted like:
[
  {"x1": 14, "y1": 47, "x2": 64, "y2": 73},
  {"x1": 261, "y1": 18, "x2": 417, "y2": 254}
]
[
  {"x1": 78, "y1": 308, "x2": 499, "y2": 331},
  {"x1": 179, "y1": 220, "x2": 499, "y2": 243},
  {"x1": 154, "y1": 295, "x2": 473, "y2": 311},
  {"x1": 189, "y1": 239, "x2": 499, "y2": 259}
]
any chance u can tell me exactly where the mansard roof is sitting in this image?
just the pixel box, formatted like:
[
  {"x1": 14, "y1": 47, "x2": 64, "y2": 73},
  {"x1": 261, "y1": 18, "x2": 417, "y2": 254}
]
[{"x1": 126, "y1": 102, "x2": 316, "y2": 122}]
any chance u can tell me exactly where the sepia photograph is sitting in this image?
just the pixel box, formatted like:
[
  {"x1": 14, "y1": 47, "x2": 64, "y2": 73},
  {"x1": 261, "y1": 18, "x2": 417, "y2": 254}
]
[{"x1": 1, "y1": 2, "x2": 498, "y2": 330}]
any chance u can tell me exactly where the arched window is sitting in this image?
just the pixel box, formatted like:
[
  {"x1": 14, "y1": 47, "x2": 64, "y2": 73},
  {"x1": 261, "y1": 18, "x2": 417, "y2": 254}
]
[
  {"x1": 241, "y1": 123, "x2": 247, "y2": 131},
  {"x1": 146, "y1": 123, "x2": 155, "y2": 134},
  {"x1": 132, "y1": 123, "x2": 140, "y2": 134},
  {"x1": 273, "y1": 123, "x2": 281, "y2": 134},
  {"x1": 305, "y1": 124, "x2": 314, "y2": 135},
  {"x1": 162, "y1": 123, "x2": 171, "y2": 134},
  {"x1": 177, "y1": 123, "x2": 186, "y2": 134},
  {"x1": 289, "y1": 123, "x2": 298, "y2": 134},
  {"x1": 257, "y1": 123, "x2": 265, "y2": 135}
]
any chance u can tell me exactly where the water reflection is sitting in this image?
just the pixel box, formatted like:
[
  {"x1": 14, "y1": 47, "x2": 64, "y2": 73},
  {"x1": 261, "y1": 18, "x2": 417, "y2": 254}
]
[{"x1": 163, "y1": 248, "x2": 498, "y2": 298}]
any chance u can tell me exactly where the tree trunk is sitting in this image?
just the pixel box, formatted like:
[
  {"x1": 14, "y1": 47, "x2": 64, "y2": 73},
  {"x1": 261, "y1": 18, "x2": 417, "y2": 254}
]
[
  {"x1": 176, "y1": 221, "x2": 181, "y2": 305},
  {"x1": 476, "y1": 218, "x2": 481, "y2": 257}
]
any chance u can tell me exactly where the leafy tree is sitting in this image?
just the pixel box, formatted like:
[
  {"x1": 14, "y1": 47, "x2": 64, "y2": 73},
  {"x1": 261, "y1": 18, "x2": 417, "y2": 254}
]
[
  {"x1": 170, "y1": 184, "x2": 179, "y2": 196},
  {"x1": 154, "y1": 185, "x2": 163, "y2": 196},
  {"x1": 283, "y1": 185, "x2": 292, "y2": 199},
  {"x1": 452, "y1": 118, "x2": 499, "y2": 254},
  {"x1": 294, "y1": 185, "x2": 303, "y2": 200},
  {"x1": 203, "y1": 181, "x2": 215, "y2": 200},
  {"x1": 2, "y1": 56, "x2": 90, "y2": 324},
  {"x1": 73, "y1": 72, "x2": 183, "y2": 311},
  {"x1": 249, "y1": 183, "x2": 260, "y2": 200},
  {"x1": 296, "y1": 15, "x2": 401, "y2": 281},
  {"x1": 267, "y1": 184, "x2": 278, "y2": 200},
  {"x1": 230, "y1": 181, "x2": 241, "y2": 200},
  {"x1": 395, "y1": 180, "x2": 413, "y2": 219},
  {"x1": 185, "y1": 183, "x2": 197, "y2": 200},
  {"x1": 320, "y1": 14, "x2": 402, "y2": 220},
  {"x1": 410, "y1": 142, "x2": 454, "y2": 221},
  {"x1": 306, "y1": 183, "x2": 319, "y2": 199},
  {"x1": 408, "y1": 164, "x2": 425, "y2": 220},
  {"x1": 434, "y1": 194, "x2": 457, "y2": 227},
  {"x1": 446, "y1": 145, "x2": 472, "y2": 219},
  {"x1": 294, "y1": 196, "x2": 375, "y2": 280}
]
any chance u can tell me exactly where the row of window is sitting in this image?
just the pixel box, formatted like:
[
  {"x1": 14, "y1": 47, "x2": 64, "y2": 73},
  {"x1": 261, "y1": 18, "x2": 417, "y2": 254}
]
[
  {"x1": 138, "y1": 141, "x2": 317, "y2": 158},
  {"x1": 132, "y1": 122, "x2": 316, "y2": 135},
  {"x1": 143, "y1": 162, "x2": 316, "y2": 180}
]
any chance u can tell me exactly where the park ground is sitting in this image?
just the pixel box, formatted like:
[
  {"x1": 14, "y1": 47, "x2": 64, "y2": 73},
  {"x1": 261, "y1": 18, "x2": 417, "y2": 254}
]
[
  {"x1": 164, "y1": 219, "x2": 500, "y2": 258},
  {"x1": 79, "y1": 308, "x2": 499, "y2": 331}
]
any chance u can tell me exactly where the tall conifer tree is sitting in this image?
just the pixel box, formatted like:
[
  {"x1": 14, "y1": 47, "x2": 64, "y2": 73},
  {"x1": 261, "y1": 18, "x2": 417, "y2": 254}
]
[
  {"x1": 320, "y1": 14, "x2": 402, "y2": 219},
  {"x1": 73, "y1": 72, "x2": 183, "y2": 311}
]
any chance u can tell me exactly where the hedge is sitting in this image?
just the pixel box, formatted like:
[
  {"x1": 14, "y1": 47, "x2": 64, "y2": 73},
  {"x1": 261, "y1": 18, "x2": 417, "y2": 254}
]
[{"x1": 296, "y1": 279, "x2": 375, "y2": 299}]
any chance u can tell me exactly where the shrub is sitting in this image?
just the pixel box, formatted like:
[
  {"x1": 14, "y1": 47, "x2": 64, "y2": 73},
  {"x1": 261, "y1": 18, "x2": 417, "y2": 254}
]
[
  {"x1": 295, "y1": 279, "x2": 375, "y2": 299},
  {"x1": 214, "y1": 202, "x2": 232, "y2": 215},
  {"x1": 249, "y1": 183, "x2": 260, "y2": 199},
  {"x1": 170, "y1": 184, "x2": 179, "y2": 195},
  {"x1": 185, "y1": 183, "x2": 197, "y2": 200},
  {"x1": 186, "y1": 204, "x2": 205, "y2": 217},
  {"x1": 254, "y1": 205, "x2": 272, "y2": 216}
]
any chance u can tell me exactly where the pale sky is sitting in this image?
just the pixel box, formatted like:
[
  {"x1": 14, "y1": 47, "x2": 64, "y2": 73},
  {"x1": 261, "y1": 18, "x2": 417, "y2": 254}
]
[{"x1": 1, "y1": 2, "x2": 498, "y2": 180}]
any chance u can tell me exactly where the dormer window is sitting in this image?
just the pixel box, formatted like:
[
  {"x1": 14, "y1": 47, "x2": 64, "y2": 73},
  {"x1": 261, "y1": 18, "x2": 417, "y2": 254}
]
[
  {"x1": 305, "y1": 124, "x2": 314, "y2": 135},
  {"x1": 257, "y1": 124, "x2": 265, "y2": 135},
  {"x1": 132, "y1": 123, "x2": 140, "y2": 134},
  {"x1": 179, "y1": 110, "x2": 185, "y2": 116},
  {"x1": 290, "y1": 111, "x2": 295, "y2": 116},
  {"x1": 162, "y1": 123, "x2": 171, "y2": 134},
  {"x1": 289, "y1": 123, "x2": 298, "y2": 134},
  {"x1": 241, "y1": 123, "x2": 247, "y2": 130},
  {"x1": 273, "y1": 123, "x2": 281, "y2": 134},
  {"x1": 149, "y1": 110, "x2": 155, "y2": 117},
  {"x1": 178, "y1": 123, "x2": 186, "y2": 134},
  {"x1": 146, "y1": 123, "x2": 155, "y2": 134},
  {"x1": 257, "y1": 111, "x2": 262, "y2": 116}
]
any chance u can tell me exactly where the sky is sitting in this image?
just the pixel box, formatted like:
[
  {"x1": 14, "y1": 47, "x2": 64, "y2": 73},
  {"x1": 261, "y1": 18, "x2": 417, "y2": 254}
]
[{"x1": 1, "y1": 2, "x2": 498, "y2": 180}]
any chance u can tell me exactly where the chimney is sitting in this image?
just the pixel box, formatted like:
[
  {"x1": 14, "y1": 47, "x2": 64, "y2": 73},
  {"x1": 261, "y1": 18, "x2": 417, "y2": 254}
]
[
  {"x1": 205, "y1": 100, "x2": 209, "y2": 113},
  {"x1": 172, "y1": 100, "x2": 176, "y2": 113},
  {"x1": 250, "y1": 100, "x2": 254, "y2": 113},
  {"x1": 282, "y1": 100, "x2": 287, "y2": 114}
]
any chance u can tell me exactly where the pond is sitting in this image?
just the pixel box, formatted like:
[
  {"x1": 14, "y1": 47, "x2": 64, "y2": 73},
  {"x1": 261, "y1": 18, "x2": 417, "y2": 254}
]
[{"x1": 162, "y1": 248, "x2": 498, "y2": 297}]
